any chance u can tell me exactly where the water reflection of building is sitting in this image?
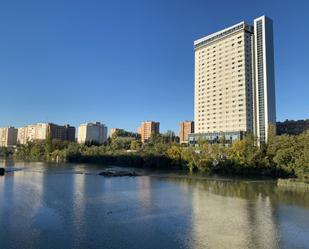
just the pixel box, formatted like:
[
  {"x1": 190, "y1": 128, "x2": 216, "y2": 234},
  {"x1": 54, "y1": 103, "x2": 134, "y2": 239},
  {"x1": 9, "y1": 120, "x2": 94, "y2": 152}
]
[
  {"x1": 0, "y1": 164, "x2": 44, "y2": 249},
  {"x1": 137, "y1": 177, "x2": 152, "y2": 212},
  {"x1": 190, "y1": 181, "x2": 279, "y2": 249},
  {"x1": 72, "y1": 173, "x2": 86, "y2": 244},
  {"x1": 162, "y1": 178, "x2": 280, "y2": 249}
]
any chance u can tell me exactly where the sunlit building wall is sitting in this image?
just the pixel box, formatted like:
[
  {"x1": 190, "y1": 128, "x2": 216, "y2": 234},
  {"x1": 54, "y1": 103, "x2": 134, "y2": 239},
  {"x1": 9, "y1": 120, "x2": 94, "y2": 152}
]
[
  {"x1": 193, "y1": 16, "x2": 276, "y2": 143},
  {"x1": 77, "y1": 122, "x2": 108, "y2": 144}
]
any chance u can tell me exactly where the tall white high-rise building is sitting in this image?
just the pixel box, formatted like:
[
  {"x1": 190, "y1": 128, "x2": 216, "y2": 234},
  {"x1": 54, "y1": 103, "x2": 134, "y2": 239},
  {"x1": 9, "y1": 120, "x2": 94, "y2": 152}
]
[
  {"x1": 77, "y1": 122, "x2": 108, "y2": 144},
  {"x1": 191, "y1": 16, "x2": 276, "y2": 144},
  {"x1": 253, "y1": 16, "x2": 276, "y2": 143}
]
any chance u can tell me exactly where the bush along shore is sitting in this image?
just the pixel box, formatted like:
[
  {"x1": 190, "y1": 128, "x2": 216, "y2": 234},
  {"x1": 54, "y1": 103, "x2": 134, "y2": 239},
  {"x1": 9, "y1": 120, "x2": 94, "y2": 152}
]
[
  {"x1": 12, "y1": 128, "x2": 309, "y2": 180},
  {"x1": 0, "y1": 146, "x2": 14, "y2": 158}
]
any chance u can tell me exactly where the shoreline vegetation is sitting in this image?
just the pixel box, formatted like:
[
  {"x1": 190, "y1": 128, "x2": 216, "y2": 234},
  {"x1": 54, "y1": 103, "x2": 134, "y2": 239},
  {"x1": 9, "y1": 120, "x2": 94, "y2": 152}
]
[
  {"x1": 277, "y1": 178, "x2": 309, "y2": 191},
  {"x1": 1, "y1": 127, "x2": 309, "y2": 181}
]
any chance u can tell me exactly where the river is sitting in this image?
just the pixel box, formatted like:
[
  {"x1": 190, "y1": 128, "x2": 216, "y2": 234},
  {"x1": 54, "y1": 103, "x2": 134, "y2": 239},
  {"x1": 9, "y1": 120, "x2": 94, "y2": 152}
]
[{"x1": 0, "y1": 160, "x2": 309, "y2": 249}]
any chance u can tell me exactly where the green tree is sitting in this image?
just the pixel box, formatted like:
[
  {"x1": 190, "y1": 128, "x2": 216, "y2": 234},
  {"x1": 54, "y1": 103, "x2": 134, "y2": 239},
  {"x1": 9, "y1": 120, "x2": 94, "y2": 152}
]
[{"x1": 130, "y1": 140, "x2": 141, "y2": 150}]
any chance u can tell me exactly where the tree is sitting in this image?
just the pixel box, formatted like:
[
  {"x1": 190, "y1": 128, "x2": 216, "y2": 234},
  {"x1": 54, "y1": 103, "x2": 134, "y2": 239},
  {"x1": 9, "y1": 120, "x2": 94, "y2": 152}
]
[
  {"x1": 110, "y1": 137, "x2": 135, "y2": 151},
  {"x1": 227, "y1": 134, "x2": 260, "y2": 168},
  {"x1": 130, "y1": 140, "x2": 141, "y2": 150},
  {"x1": 112, "y1": 129, "x2": 140, "y2": 140},
  {"x1": 166, "y1": 145, "x2": 182, "y2": 165}
]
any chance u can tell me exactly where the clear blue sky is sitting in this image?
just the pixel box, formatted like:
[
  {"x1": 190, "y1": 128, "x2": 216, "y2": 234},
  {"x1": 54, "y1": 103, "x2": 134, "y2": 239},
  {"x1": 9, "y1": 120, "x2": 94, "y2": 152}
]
[{"x1": 1, "y1": 0, "x2": 308, "y2": 133}]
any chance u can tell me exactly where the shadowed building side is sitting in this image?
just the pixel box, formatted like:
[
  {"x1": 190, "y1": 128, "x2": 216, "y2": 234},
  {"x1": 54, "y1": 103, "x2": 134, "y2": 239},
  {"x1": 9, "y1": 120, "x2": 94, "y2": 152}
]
[
  {"x1": 0, "y1": 127, "x2": 18, "y2": 147},
  {"x1": 137, "y1": 121, "x2": 160, "y2": 143},
  {"x1": 179, "y1": 121, "x2": 194, "y2": 144}
]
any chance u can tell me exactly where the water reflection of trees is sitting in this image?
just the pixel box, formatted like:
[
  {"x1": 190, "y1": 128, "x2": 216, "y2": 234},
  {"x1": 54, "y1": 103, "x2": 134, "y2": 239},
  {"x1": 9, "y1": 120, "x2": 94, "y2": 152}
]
[{"x1": 162, "y1": 177, "x2": 309, "y2": 209}]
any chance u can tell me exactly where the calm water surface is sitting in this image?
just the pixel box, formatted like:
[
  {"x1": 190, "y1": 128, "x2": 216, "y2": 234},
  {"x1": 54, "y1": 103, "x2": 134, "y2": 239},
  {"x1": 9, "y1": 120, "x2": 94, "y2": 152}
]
[{"x1": 0, "y1": 160, "x2": 309, "y2": 249}]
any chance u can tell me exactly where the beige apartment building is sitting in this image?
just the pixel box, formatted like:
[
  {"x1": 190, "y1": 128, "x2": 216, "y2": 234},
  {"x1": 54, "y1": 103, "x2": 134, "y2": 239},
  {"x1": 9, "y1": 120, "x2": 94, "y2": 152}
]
[
  {"x1": 192, "y1": 16, "x2": 276, "y2": 144},
  {"x1": 137, "y1": 121, "x2": 160, "y2": 143},
  {"x1": 77, "y1": 122, "x2": 108, "y2": 144},
  {"x1": 17, "y1": 125, "x2": 36, "y2": 144},
  {"x1": 0, "y1": 127, "x2": 18, "y2": 147},
  {"x1": 17, "y1": 123, "x2": 75, "y2": 144},
  {"x1": 179, "y1": 121, "x2": 194, "y2": 144}
]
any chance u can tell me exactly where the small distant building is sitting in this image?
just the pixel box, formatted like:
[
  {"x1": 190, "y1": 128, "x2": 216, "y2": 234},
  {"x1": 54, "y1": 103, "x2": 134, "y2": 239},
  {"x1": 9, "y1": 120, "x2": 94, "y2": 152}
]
[
  {"x1": 110, "y1": 128, "x2": 122, "y2": 137},
  {"x1": 65, "y1": 125, "x2": 76, "y2": 142},
  {"x1": 17, "y1": 125, "x2": 36, "y2": 144},
  {"x1": 179, "y1": 121, "x2": 194, "y2": 144},
  {"x1": 35, "y1": 123, "x2": 49, "y2": 140},
  {"x1": 0, "y1": 127, "x2": 18, "y2": 147},
  {"x1": 77, "y1": 122, "x2": 108, "y2": 144},
  {"x1": 17, "y1": 123, "x2": 76, "y2": 144},
  {"x1": 48, "y1": 123, "x2": 76, "y2": 142},
  {"x1": 276, "y1": 119, "x2": 309, "y2": 135},
  {"x1": 137, "y1": 121, "x2": 160, "y2": 143}
]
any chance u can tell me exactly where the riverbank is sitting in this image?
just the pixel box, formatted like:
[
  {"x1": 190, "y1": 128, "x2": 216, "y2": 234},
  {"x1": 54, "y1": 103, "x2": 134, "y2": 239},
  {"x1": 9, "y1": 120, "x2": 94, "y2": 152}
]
[
  {"x1": 10, "y1": 130, "x2": 309, "y2": 180},
  {"x1": 65, "y1": 153, "x2": 290, "y2": 178}
]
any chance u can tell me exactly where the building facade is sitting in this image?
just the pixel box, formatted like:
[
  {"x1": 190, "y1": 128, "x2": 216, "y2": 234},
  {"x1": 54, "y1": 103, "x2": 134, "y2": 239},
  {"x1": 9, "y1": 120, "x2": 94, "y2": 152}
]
[
  {"x1": 137, "y1": 121, "x2": 160, "y2": 143},
  {"x1": 179, "y1": 121, "x2": 194, "y2": 144},
  {"x1": 276, "y1": 119, "x2": 309, "y2": 135},
  {"x1": 193, "y1": 16, "x2": 276, "y2": 144},
  {"x1": 77, "y1": 122, "x2": 108, "y2": 144},
  {"x1": 48, "y1": 123, "x2": 76, "y2": 142},
  {"x1": 17, "y1": 125, "x2": 36, "y2": 144},
  {"x1": 0, "y1": 127, "x2": 18, "y2": 147},
  {"x1": 17, "y1": 123, "x2": 76, "y2": 144}
]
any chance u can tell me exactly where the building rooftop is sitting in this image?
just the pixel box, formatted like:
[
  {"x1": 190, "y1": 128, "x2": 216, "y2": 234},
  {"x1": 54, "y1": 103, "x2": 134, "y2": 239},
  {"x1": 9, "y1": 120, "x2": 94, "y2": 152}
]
[{"x1": 194, "y1": 21, "x2": 253, "y2": 50}]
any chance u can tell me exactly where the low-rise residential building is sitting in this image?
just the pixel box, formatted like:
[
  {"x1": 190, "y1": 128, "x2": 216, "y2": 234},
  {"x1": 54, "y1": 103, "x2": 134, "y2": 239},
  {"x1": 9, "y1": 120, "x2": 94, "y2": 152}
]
[
  {"x1": 0, "y1": 127, "x2": 18, "y2": 147},
  {"x1": 276, "y1": 119, "x2": 309, "y2": 135},
  {"x1": 137, "y1": 121, "x2": 160, "y2": 143},
  {"x1": 77, "y1": 122, "x2": 108, "y2": 144},
  {"x1": 179, "y1": 121, "x2": 194, "y2": 144}
]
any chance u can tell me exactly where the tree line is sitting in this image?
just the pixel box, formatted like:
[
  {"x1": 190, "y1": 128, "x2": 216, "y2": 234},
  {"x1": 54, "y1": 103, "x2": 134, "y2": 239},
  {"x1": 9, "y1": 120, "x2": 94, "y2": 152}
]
[{"x1": 10, "y1": 127, "x2": 309, "y2": 180}]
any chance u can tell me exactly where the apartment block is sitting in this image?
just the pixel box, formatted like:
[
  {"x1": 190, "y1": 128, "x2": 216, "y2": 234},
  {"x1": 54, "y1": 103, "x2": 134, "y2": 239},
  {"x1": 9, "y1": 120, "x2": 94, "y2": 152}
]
[
  {"x1": 0, "y1": 127, "x2": 18, "y2": 147},
  {"x1": 179, "y1": 121, "x2": 194, "y2": 144},
  {"x1": 65, "y1": 125, "x2": 76, "y2": 142},
  {"x1": 48, "y1": 123, "x2": 76, "y2": 142},
  {"x1": 137, "y1": 121, "x2": 160, "y2": 143},
  {"x1": 17, "y1": 125, "x2": 36, "y2": 144},
  {"x1": 77, "y1": 122, "x2": 108, "y2": 144},
  {"x1": 191, "y1": 16, "x2": 276, "y2": 144},
  {"x1": 17, "y1": 123, "x2": 76, "y2": 144}
]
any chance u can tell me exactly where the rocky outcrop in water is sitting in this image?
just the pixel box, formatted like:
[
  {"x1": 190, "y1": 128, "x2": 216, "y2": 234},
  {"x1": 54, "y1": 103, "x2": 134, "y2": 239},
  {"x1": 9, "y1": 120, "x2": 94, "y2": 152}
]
[{"x1": 98, "y1": 169, "x2": 140, "y2": 177}]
